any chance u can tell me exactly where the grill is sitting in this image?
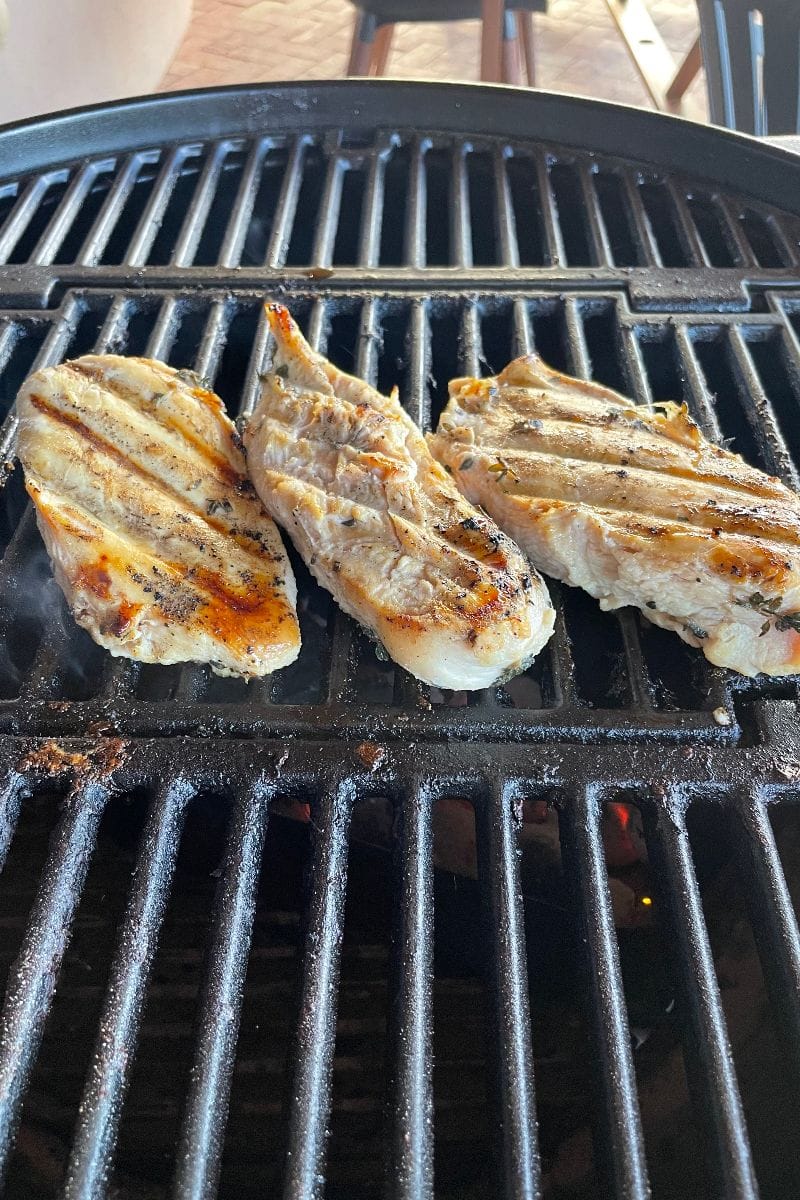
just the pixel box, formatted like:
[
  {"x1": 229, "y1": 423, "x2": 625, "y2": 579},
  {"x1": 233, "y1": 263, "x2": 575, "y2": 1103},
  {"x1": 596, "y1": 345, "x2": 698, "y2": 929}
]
[{"x1": 1, "y1": 80, "x2": 800, "y2": 1200}]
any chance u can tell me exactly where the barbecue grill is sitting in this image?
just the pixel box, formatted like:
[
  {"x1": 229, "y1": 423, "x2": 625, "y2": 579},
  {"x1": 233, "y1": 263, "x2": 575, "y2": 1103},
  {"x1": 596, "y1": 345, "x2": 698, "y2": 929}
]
[{"x1": 1, "y1": 80, "x2": 800, "y2": 1200}]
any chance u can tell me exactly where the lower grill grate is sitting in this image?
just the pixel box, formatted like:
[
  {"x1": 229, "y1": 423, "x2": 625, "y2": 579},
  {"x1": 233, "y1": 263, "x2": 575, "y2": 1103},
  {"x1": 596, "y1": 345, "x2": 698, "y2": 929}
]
[
  {"x1": 3, "y1": 747, "x2": 800, "y2": 1199},
  {"x1": 0, "y1": 82, "x2": 800, "y2": 1200}
]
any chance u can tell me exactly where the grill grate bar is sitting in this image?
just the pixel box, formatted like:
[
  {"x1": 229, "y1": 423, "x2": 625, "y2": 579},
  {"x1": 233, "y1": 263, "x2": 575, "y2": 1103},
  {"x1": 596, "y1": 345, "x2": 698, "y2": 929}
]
[
  {"x1": 173, "y1": 785, "x2": 269, "y2": 1200},
  {"x1": 768, "y1": 212, "x2": 800, "y2": 267},
  {"x1": 25, "y1": 622, "x2": 67, "y2": 702},
  {"x1": 0, "y1": 783, "x2": 108, "y2": 1186},
  {"x1": 562, "y1": 788, "x2": 650, "y2": 1200},
  {"x1": 171, "y1": 141, "x2": 233, "y2": 267},
  {"x1": 64, "y1": 783, "x2": 191, "y2": 1200},
  {"x1": 533, "y1": 157, "x2": 565, "y2": 267},
  {"x1": 564, "y1": 298, "x2": 591, "y2": 377},
  {"x1": 311, "y1": 155, "x2": 344, "y2": 269},
  {"x1": 0, "y1": 295, "x2": 86, "y2": 460},
  {"x1": 480, "y1": 783, "x2": 542, "y2": 1200},
  {"x1": 239, "y1": 302, "x2": 273, "y2": 420},
  {"x1": 577, "y1": 166, "x2": 613, "y2": 267},
  {"x1": 389, "y1": 785, "x2": 434, "y2": 1200},
  {"x1": 621, "y1": 174, "x2": 660, "y2": 266},
  {"x1": 778, "y1": 299, "x2": 800, "y2": 367},
  {"x1": 664, "y1": 179, "x2": 709, "y2": 267},
  {"x1": 77, "y1": 154, "x2": 147, "y2": 267},
  {"x1": 218, "y1": 138, "x2": 270, "y2": 268},
  {"x1": 266, "y1": 136, "x2": 307, "y2": 268},
  {"x1": 282, "y1": 786, "x2": 352, "y2": 1200},
  {"x1": 356, "y1": 296, "x2": 381, "y2": 384},
  {"x1": 0, "y1": 319, "x2": 18, "y2": 377},
  {"x1": 618, "y1": 325, "x2": 654, "y2": 408},
  {"x1": 0, "y1": 174, "x2": 61, "y2": 265},
  {"x1": 126, "y1": 146, "x2": 195, "y2": 268},
  {"x1": 732, "y1": 793, "x2": 800, "y2": 1086},
  {"x1": 174, "y1": 664, "x2": 208, "y2": 703},
  {"x1": 97, "y1": 656, "x2": 139, "y2": 702},
  {"x1": 451, "y1": 146, "x2": 472, "y2": 268},
  {"x1": 460, "y1": 301, "x2": 481, "y2": 378},
  {"x1": 30, "y1": 293, "x2": 86, "y2": 370},
  {"x1": 673, "y1": 325, "x2": 723, "y2": 440},
  {"x1": 616, "y1": 611, "x2": 655, "y2": 710},
  {"x1": 146, "y1": 295, "x2": 181, "y2": 360},
  {"x1": 405, "y1": 139, "x2": 427, "y2": 269},
  {"x1": 0, "y1": 774, "x2": 23, "y2": 872},
  {"x1": 358, "y1": 137, "x2": 390, "y2": 267},
  {"x1": 93, "y1": 295, "x2": 129, "y2": 355},
  {"x1": 195, "y1": 299, "x2": 232, "y2": 384},
  {"x1": 647, "y1": 795, "x2": 758, "y2": 1200},
  {"x1": 494, "y1": 149, "x2": 519, "y2": 269},
  {"x1": 714, "y1": 196, "x2": 758, "y2": 268},
  {"x1": 511, "y1": 298, "x2": 533, "y2": 358},
  {"x1": 727, "y1": 327, "x2": 800, "y2": 489},
  {"x1": 404, "y1": 299, "x2": 429, "y2": 429},
  {"x1": 544, "y1": 580, "x2": 578, "y2": 707},
  {"x1": 30, "y1": 163, "x2": 106, "y2": 267},
  {"x1": 0, "y1": 510, "x2": 41, "y2": 640}
]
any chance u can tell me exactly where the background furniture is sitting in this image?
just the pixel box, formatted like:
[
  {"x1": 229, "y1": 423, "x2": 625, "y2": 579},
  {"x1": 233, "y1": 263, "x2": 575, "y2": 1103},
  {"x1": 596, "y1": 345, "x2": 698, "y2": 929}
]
[
  {"x1": 346, "y1": 0, "x2": 547, "y2": 86},
  {"x1": 696, "y1": 0, "x2": 800, "y2": 134}
]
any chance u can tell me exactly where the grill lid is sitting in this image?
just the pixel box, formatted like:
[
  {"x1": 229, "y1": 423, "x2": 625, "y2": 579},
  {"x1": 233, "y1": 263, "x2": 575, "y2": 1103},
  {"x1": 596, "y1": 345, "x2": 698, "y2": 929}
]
[{"x1": 0, "y1": 82, "x2": 799, "y2": 1200}]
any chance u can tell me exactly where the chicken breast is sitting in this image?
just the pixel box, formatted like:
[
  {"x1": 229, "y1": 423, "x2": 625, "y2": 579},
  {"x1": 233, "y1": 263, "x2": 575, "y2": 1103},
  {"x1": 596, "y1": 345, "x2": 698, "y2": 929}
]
[
  {"x1": 16, "y1": 355, "x2": 301, "y2": 678},
  {"x1": 428, "y1": 354, "x2": 800, "y2": 678},
  {"x1": 243, "y1": 305, "x2": 554, "y2": 690}
]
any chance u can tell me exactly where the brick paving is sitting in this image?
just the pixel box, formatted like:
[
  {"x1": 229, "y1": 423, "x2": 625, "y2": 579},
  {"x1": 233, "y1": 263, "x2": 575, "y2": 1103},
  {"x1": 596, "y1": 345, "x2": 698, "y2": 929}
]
[{"x1": 160, "y1": 0, "x2": 707, "y2": 124}]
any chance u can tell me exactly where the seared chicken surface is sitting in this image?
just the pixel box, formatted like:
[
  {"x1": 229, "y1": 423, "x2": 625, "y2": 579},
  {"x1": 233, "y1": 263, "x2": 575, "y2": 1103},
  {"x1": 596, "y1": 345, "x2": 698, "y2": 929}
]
[
  {"x1": 16, "y1": 355, "x2": 301, "y2": 677},
  {"x1": 429, "y1": 355, "x2": 800, "y2": 678},
  {"x1": 243, "y1": 305, "x2": 555, "y2": 690}
]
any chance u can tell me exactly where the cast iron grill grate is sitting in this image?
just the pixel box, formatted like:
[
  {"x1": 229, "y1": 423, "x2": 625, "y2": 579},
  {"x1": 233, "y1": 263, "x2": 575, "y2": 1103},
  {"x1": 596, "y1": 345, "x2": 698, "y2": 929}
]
[{"x1": 0, "y1": 82, "x2": 799, "y2": 1200}]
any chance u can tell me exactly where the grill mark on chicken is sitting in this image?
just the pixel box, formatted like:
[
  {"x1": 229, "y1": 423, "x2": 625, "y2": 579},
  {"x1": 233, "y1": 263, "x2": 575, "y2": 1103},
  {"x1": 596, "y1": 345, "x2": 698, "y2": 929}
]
[
  {"x1": 481, "y1": 450, "x2": 800, "y2": 546},
  {"x1": 34, "y1": 478, "x2": 273, "y2": 626},
  {"x1": 26, "y1": 393, "x2": 278, "y2": 568},
  {"x1": 430, "y1": 353, "x2": 800, "y2": 678},
  {"x1": 17, "y1": 356, "x2": 300, "y2": 677},
  {"x1": 251, "y1": 420, "x2": 512, "y2": 581},
  {"x1": 243, "y1": 304, "x2": 555, "y2": 690},
  {"x1": 473, "y1": 419, "x2": 784, "y2": 501},
  {"x1": 65, "y1": 359, "x2": 241, "y2": 487},
  {"x1": 251, "y1": 380, "x2": 528, "y2": 575}
]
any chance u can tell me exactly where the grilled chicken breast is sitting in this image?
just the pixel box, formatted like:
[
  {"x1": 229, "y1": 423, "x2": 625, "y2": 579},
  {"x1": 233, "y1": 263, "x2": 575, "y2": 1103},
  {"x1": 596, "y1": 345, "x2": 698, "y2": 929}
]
[
  {"x1": 16, "y1": 355, "x2": 301, "y2": 677},
  {"x1": 429, "y1": 354, "x2": 800, "y2": 678},
  {"x1": 243, "y1": 305, "x2": 554, "y2": 690}
]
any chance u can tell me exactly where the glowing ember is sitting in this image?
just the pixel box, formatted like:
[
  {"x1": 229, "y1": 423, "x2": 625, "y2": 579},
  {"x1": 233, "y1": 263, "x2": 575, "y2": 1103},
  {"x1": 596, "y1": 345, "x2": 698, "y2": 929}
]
[{"x1": 609, "y1": 802, "x2": 632, "y2": 831}]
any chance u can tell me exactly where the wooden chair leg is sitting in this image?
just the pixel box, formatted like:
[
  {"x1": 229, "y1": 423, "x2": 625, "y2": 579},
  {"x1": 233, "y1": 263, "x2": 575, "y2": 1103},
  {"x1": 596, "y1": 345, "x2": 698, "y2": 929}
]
[
  {"x1": 502, "y1": 11, "x2": 523, "y2": 85},
  {"x1": 371, "y1": 24, "x2": 394, "y2": 76},
  {"x1": 665, "y1": 34, "x2": 702, "y2": 106},
  {"x1": 347, "y1": 9, "x2": 377, "y2": 76},
  {"x1": 481, "y1": 0, "x2": 505, "y2": 83},
  {"x1": 518, "y1": 10, "x2": 536, "y2": 86}
]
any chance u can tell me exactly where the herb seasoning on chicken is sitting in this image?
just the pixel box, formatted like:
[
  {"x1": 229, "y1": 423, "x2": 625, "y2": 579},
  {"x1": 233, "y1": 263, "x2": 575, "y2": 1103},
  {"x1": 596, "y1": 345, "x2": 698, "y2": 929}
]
[
  {"x1": 243, "y1": 305, "x2": 554, "y2": 690},
  {"x1": 16, "y1": 355, "x2": 301, "y2": 678},
  {"x1": 429, "y1": 354, "x2": 800, "y2": 678}
]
